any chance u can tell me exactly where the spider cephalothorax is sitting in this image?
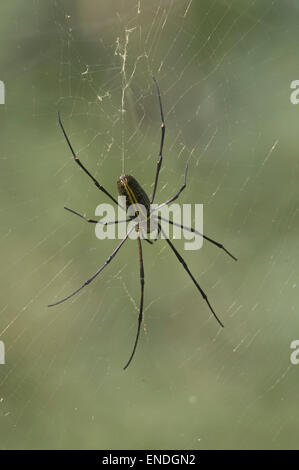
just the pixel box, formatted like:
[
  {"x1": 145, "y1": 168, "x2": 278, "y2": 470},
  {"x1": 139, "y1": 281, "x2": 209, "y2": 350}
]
[{"x1": 49, "y1": 77, "x2": 237, "y2": 370}]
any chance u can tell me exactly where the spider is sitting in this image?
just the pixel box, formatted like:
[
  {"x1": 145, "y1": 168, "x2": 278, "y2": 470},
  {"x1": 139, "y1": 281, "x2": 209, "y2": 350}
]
[{"x1": 48, "y1": 77, "x2": 237, "y2": 370}]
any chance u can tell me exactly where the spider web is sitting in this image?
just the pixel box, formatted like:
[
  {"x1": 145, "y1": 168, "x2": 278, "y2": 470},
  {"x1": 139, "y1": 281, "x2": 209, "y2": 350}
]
[{"x1": 0, "y1": 0, "x2": 298, "y2": 450}]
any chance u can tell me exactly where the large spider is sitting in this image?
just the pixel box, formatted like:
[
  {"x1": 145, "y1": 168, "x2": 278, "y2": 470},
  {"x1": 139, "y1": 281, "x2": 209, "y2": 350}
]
[{"x1": 48, "y1": 77, "x2": 237, "y2": 370}]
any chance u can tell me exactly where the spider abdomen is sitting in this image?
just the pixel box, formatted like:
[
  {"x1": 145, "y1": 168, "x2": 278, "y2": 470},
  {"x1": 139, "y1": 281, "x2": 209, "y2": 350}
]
[
  {"x1": 117, "y1": 174, "x2": 150, "y2": 212},
  {"x1": 117, "y1": 174, "x2": 151, "y2": 231}
]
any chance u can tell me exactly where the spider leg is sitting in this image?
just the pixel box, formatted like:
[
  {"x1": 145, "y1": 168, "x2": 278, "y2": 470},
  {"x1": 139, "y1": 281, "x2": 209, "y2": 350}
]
[
  {"x1": 156, "y1": 215, "x2": 237, "y2": 261},
  {"x1": 48, "y1": 226, "x2": 134, "y2": 307},
  {"x1": 123, "y1": 228, "x2": 145, "y2": 370},
  {"x1": 159, "y1": 223, "x2": 224, "y2": 328},
  {"x1": 64, "y1": 206, "x2": 131, "y2": 226},
  {"x1": 150, "y1": 77, "x2": 166, "y2": 204},
  {"x1": 64, "y1": 205, "x2": 153, "y2": 242},
  {"x1": 152, "y1": 222, "x2": 161, "y2": 242},
  {"x1": 58, "y1": 112, "x2": 120, "y2": 208},
  {"x1": 153, "y1": 164, "x2": 188, "y2": 213}
]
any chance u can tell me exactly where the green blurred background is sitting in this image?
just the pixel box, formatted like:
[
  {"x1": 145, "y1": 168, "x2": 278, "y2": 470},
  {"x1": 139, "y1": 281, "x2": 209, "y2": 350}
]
[{"x1": 0, "y1": 0, "x2": 298, "y2": 449}]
